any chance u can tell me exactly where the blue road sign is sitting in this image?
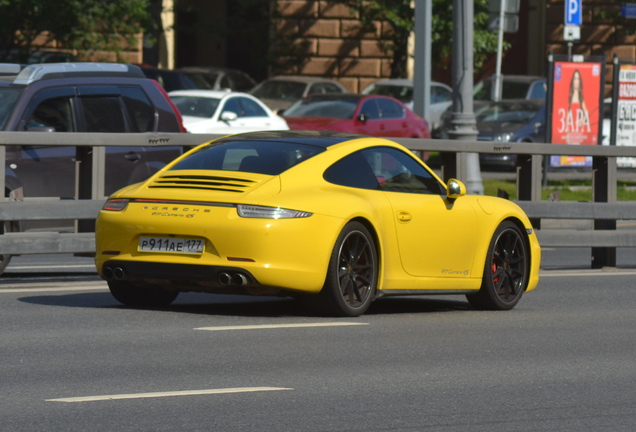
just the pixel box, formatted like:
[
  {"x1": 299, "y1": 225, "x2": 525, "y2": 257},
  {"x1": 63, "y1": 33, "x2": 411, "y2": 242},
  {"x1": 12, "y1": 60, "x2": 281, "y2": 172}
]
[{"x1": 565, "y1": 0, "x2": 582, "y2": 26}]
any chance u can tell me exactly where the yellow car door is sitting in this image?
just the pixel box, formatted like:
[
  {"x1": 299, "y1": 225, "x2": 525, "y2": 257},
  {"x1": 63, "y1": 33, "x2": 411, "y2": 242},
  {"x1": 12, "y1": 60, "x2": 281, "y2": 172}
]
[{"x1": 362, "y1": 146, "x2": 479, "y2": 278}]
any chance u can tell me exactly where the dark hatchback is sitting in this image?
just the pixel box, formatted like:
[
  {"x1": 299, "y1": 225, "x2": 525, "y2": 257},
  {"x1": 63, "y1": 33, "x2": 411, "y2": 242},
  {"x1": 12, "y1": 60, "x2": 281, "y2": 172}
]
[
  {"x1": 0, "y1": 63, "x2": 185, "y2": 273},
  {"x1": 474, "y1": 99, "x2": 546, "y2": 170}
]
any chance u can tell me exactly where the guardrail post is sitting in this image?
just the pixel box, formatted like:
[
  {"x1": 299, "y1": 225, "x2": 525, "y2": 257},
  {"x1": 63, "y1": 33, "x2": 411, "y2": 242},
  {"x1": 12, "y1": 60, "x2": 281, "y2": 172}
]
[
  {"x1": 592, "y1": 156, "x2": 617, "y2": 268},
  {"x1": 0, "y1": 145, "x2": 5, "y2": 200}
]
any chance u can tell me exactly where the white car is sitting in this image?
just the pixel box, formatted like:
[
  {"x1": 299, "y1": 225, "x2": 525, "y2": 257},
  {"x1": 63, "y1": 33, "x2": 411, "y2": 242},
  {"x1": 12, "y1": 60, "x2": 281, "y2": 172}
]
[
  {"x1": 361, "y1": 79, "x2": 452, "y2": 136},
  {"x1": 168, "y1": 90, "x2": 289, "y2": 134}
]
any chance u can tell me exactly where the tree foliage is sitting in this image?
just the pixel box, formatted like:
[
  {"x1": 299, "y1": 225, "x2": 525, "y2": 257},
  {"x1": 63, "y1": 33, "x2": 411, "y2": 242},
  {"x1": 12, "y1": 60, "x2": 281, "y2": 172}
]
[
  {"x1": 329, "y1": 0, "x2": 507, "y2": 78},
  {"x1": 0, "y1": 0, "x2": 153, "y2": 61}
]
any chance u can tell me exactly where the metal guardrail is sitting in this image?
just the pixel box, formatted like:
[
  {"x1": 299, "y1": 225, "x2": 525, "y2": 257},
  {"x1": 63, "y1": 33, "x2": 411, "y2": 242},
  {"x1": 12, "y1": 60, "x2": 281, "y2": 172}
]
[{"x1": 1, "y1": 132, "x2": 636, "y2": 268}]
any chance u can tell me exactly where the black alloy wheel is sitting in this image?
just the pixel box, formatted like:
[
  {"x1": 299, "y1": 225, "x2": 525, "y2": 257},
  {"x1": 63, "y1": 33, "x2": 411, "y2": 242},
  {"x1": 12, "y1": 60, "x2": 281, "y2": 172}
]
[
  {"x1": 317, "y1": 221, "x2": 378, "y2": 317},
  {"x1": 467, "y1": 221, "x2": 529, "y2": 310}
]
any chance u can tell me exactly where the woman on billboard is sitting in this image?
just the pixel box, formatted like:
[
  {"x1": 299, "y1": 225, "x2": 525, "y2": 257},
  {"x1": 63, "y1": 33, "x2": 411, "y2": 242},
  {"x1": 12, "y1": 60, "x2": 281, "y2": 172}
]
[{"x1": 567, "y1": 69, "x2": 591, "y2": 136}]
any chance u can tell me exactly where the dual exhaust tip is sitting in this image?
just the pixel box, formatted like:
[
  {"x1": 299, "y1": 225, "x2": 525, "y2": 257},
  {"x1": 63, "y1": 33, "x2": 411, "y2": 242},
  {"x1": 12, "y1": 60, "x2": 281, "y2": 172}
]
[
  {"x1": 218, "y1": 272, "x2": 248, "y2": 287},
  {"x1": 102, "y1": 266, "x2": 125, "y2": 281},
  {"x1": 103, "y1": 266, "x2": 249, "y2": 287}
]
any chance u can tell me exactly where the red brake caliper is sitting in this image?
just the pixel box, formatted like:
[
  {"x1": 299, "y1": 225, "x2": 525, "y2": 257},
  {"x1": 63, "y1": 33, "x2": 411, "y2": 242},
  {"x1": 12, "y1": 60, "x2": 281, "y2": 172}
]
[{"x1": 491, "y1": 257, "x2": 499, "y2": 282}]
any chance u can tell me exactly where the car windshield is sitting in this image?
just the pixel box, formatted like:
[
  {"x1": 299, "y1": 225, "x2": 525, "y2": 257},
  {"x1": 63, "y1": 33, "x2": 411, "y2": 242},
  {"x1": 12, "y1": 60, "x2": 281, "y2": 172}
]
[
  {"x1": 170, "y1": 96, "x2": 220, "y2": 118},
  {"x1": 474, "y1": 79, "x2": 534, "y2": 100},
  {"x1": 364, "y1": 84, "x2": 412, "y2": 103},
  {"x1": 0, "y1": 87, "x2": 21, "y2": 129},
  {"x1": 475, "y1": 103, "x2": 540, "y2": 124},
  {"x1": 251, "y1": 81, "x2": 306, "y2": 101},
  {"x1": 170, "y1": 139, "x2": 326, "y2": 175},
  {"x1": 284, "y1": 98, "x2": 358, "y2": 119}
]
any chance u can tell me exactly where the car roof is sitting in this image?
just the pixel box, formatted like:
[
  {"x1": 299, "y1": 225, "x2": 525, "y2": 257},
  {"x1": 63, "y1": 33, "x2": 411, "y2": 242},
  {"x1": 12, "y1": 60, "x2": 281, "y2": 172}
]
[
  {"x1": 11, "y1": 62, "x2": 144, "y2": 85},
  {"x1": 263, "y1": 75, "x2": 343, "y2": 84},
  {"x1": 211, "y1": 130, "x2": 368, "y2": 148},
  {"x1": 168, "y1": 89, "x2": 251, "y2": 98}
]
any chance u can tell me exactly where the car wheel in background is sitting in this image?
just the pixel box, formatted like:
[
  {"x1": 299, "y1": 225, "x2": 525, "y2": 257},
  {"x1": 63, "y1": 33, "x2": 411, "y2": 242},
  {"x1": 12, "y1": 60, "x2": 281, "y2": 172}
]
[
  {"x1": 108, "y1": 280, "x2": 179, "y2": 307},
  {"x1": 0, "y1": 221, "x2": 18, "y2": 275},
  {"x1": 466, "y1": 221, "x2": 528, "y2": 310},
  {"x1": 316, "y1": 221, "x2": 378, "y2": 317}
]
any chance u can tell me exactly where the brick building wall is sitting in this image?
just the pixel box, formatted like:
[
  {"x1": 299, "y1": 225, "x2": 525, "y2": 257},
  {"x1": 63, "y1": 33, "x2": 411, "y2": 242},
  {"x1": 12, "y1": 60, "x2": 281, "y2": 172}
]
[
  {"x1": 274, "y1": 0, "x2": 395, "y2": 92},
  {"x1": 531, "y1": 0, "x2": 636, "y2": 95}
]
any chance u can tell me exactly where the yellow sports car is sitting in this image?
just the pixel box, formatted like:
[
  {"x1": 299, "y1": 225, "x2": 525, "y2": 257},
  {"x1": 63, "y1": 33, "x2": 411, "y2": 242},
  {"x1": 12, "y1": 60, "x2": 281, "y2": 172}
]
[{"x1": 95, "y1": 131, "x2": 540, "y2": 317}]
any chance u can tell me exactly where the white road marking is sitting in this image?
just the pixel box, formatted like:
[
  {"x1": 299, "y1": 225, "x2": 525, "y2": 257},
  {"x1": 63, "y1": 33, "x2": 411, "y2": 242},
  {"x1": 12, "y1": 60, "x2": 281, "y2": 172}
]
[
  {"x1": 0, "y1": 281, "x2": 107, "y2": 293},
  {"x1": 194, "y1": 322, "x2": 369, "y2": 331},
  {"x1": 539, "y1": 269, "x2": 636, "y2": 277},
  {"x1": 7, "y1": 264, "x2": 96, "y2": 270},
  {"x1": 46, "y1": 387, "x2": 293, "y2": 403}
]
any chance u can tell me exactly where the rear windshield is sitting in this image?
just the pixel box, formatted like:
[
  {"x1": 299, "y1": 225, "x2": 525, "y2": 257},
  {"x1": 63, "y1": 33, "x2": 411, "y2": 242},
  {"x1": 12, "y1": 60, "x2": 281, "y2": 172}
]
[
  {"x1": 0, "y1": 87, "x2": 22, "y2": 129},
  {"x1": 170, "y1": 140, "x2": 325, "y2": 175}
]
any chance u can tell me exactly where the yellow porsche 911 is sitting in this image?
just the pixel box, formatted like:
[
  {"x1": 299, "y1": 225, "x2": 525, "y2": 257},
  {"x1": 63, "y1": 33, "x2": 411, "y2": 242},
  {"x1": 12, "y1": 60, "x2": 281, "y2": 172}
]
[{"x1": 95, "y1": 131, "x2": 540, "y2": 317}]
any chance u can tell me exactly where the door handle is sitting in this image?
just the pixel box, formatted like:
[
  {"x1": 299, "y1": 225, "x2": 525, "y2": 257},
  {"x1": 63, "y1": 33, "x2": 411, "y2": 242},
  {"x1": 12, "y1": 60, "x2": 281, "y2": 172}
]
[{"x1": 397, "y1": 211, "x2": 412, "y2": 222}]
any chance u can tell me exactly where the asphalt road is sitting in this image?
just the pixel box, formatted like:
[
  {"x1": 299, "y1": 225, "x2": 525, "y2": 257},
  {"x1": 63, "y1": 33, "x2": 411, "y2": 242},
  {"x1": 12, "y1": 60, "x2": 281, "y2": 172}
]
[{"x1": 2, "y1": 267, "x2": 636, "y2": 431}]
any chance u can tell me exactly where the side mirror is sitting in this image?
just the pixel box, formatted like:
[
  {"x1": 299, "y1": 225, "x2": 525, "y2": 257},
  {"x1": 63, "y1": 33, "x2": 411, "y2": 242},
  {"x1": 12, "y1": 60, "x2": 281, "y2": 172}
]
[
  {"x1": 357, "y1": 112, "x2": 368, "y2": 123},
  {"x1": 447, "y1": 178, "x2": 466, "y2": 199},
  {"x1": 220, "y1": 111, "x2": 238, "y2": 122}
]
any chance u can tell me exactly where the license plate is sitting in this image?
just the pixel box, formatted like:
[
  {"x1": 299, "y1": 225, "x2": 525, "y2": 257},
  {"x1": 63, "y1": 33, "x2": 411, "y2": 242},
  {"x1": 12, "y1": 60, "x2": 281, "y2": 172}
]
[{"x1": 139, "y1": 237, "x2": 204, "y2": 254}]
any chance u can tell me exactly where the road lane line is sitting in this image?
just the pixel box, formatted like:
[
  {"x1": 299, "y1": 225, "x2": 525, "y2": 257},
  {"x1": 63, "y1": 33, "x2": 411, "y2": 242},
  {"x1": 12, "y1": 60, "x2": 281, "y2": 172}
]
[
  {"x1": 46, "y1": 387, "x2": 293, "y2": 403},
  {"x1": 7, "y1": 264, "x2": 97, "y2": 270},
  {"x1": 195, "y1": 322, "x2": 369, "y2": 331},
  {"x1": 540, "y1": 269, "x2": 636, "y2": 277}
]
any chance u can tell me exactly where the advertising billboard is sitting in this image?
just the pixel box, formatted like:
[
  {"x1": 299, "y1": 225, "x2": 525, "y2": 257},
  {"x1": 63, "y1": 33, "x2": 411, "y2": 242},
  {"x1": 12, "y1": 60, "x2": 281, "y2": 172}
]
[
  {"x1": 550, "y1": 61, "x2": 603, "y2": 167},
  {"x1": 616, "y1": 64, "x2": 636, "y2": 167}
]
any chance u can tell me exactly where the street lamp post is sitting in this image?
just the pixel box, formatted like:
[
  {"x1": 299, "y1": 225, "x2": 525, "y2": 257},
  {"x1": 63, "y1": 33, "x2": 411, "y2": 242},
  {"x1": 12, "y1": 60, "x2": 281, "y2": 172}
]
[{"x1": 447, "y1": 0, "x2": 483, "y2": 195}]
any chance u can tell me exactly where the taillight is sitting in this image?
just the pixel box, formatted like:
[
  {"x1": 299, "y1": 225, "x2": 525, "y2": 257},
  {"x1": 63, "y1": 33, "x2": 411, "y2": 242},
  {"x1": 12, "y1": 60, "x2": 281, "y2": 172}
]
[
  {"x1": 102, "y1": 199, "x2": 129, "y2": 211},
  {"x1": 151, "y1": 80, "x2": 187, "y2": 133}
]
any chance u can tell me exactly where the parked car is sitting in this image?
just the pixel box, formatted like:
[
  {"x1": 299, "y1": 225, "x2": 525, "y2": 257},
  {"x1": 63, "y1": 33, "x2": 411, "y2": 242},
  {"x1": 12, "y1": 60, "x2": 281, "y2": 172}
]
[
  {"x1": 250, "y1": 75, "x2": 348, "y2": 112},
  {"x1": 440, "y1": 99, "x2": 545, "y2": 170},
  {"x1": 0, "y1": 62, "x2": 186, "y2": 272},
  {"x1": 282, "y1": 94, "x2": 430, "y2": 139},
  {"x1": 140, "y1": 66, "x2": 212, "y2": 92},
  {"x1": 361, "y1": 79, "x2": 452, "y2": 136},
  {"x1": 169, "y1": 90, "x2": 288, "y2": 134},
  {"x1": 473, "y1": 74, "x2": 547, "y2": 101},
  {"x1": 95, "y1": 130, "x2": 540, "y2": 316},
  {"x1": 176, "y1": 67, "x2": 257, "y2": 92},
  {"x1": 0, "y1": 49, "x2": 80, "y2": 64}
]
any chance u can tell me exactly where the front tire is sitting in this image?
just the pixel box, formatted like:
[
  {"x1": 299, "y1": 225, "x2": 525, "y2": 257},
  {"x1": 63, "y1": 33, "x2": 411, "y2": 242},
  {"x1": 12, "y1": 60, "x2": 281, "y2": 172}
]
[
  {"x1": 108, "y1": 280, "x2": 179, "y2": 308},
  {"x1": 316, "y1": 222, "x2": 378, "y2": 317},
  {"x1": 467, "y1": 221, "x2": 529, "y2": 310}
]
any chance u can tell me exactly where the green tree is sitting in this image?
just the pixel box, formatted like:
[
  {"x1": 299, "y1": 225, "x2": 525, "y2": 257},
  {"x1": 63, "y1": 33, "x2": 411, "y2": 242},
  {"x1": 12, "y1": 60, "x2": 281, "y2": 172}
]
[
  {"x1": 329, "y1": 0, "x2": 506, "y2": 79},
  {"x1": 0, "y1": 0, "x2": 153, "y2": 61}
]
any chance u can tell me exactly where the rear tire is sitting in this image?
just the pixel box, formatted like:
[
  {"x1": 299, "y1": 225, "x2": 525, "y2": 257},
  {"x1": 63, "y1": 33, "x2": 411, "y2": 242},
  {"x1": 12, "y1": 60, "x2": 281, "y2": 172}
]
[
  {"x1": 315, "y1": 222, "x2": 378, "y2": 317},
  {"x1": 108, "y1": 280, "x2": 179, "y2": 307},
  {"x1": 466, "y1": 221, "x2": 529, "y2": 310}
]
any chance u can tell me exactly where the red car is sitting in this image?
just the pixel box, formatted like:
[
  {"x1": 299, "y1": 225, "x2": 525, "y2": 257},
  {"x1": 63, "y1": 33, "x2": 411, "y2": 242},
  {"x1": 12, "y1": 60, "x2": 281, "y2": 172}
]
[{"x1": 282, "y1": 94, "x2": 430, "y2": 138}]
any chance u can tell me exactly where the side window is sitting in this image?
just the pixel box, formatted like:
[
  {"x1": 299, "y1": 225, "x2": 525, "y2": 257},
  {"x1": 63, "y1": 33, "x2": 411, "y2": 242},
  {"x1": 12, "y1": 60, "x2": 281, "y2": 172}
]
[
  {"x1": 323, "y1": 83, "x2": 344, "y2": 93},
  {"x1": 25, "y1": 97, "x2": 74, "y2": 132},
  {"x1": 362, "y1": 147, "x2": 444, "y2": 195},
  {"x1": 323, "y1": 151, "x2": 379, "y2": 190},
  {"x1": 240, "y1": 98, "x2": 267, "y2": 117},
  {"x1": 222, "y1": 98, "x2": 241, "y2": 116},
  {"x1": 529, "y1": 81, "x2": 547, "y2": 100},
  {"x1": 377, "y1": 98, "x2": 404, "y2": 119},
  {"x1": 308, "y1": 83, "x2": 323, "y2": 95},
  {"x1": 81, "y1": 97, "x2": 127, "y2": 132},
  {"x1": 360, "y1": 99, "x2": 381, "y2": 120},
  {"x1": 120, "y1": 86, "x2": 156, "y2": 132},
  {"x1": 219, "y1": 75, "x2": 232, "y2": 90},
  {"x1": 433, "y1": 86, "x2": 452, "y2": 103}
]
